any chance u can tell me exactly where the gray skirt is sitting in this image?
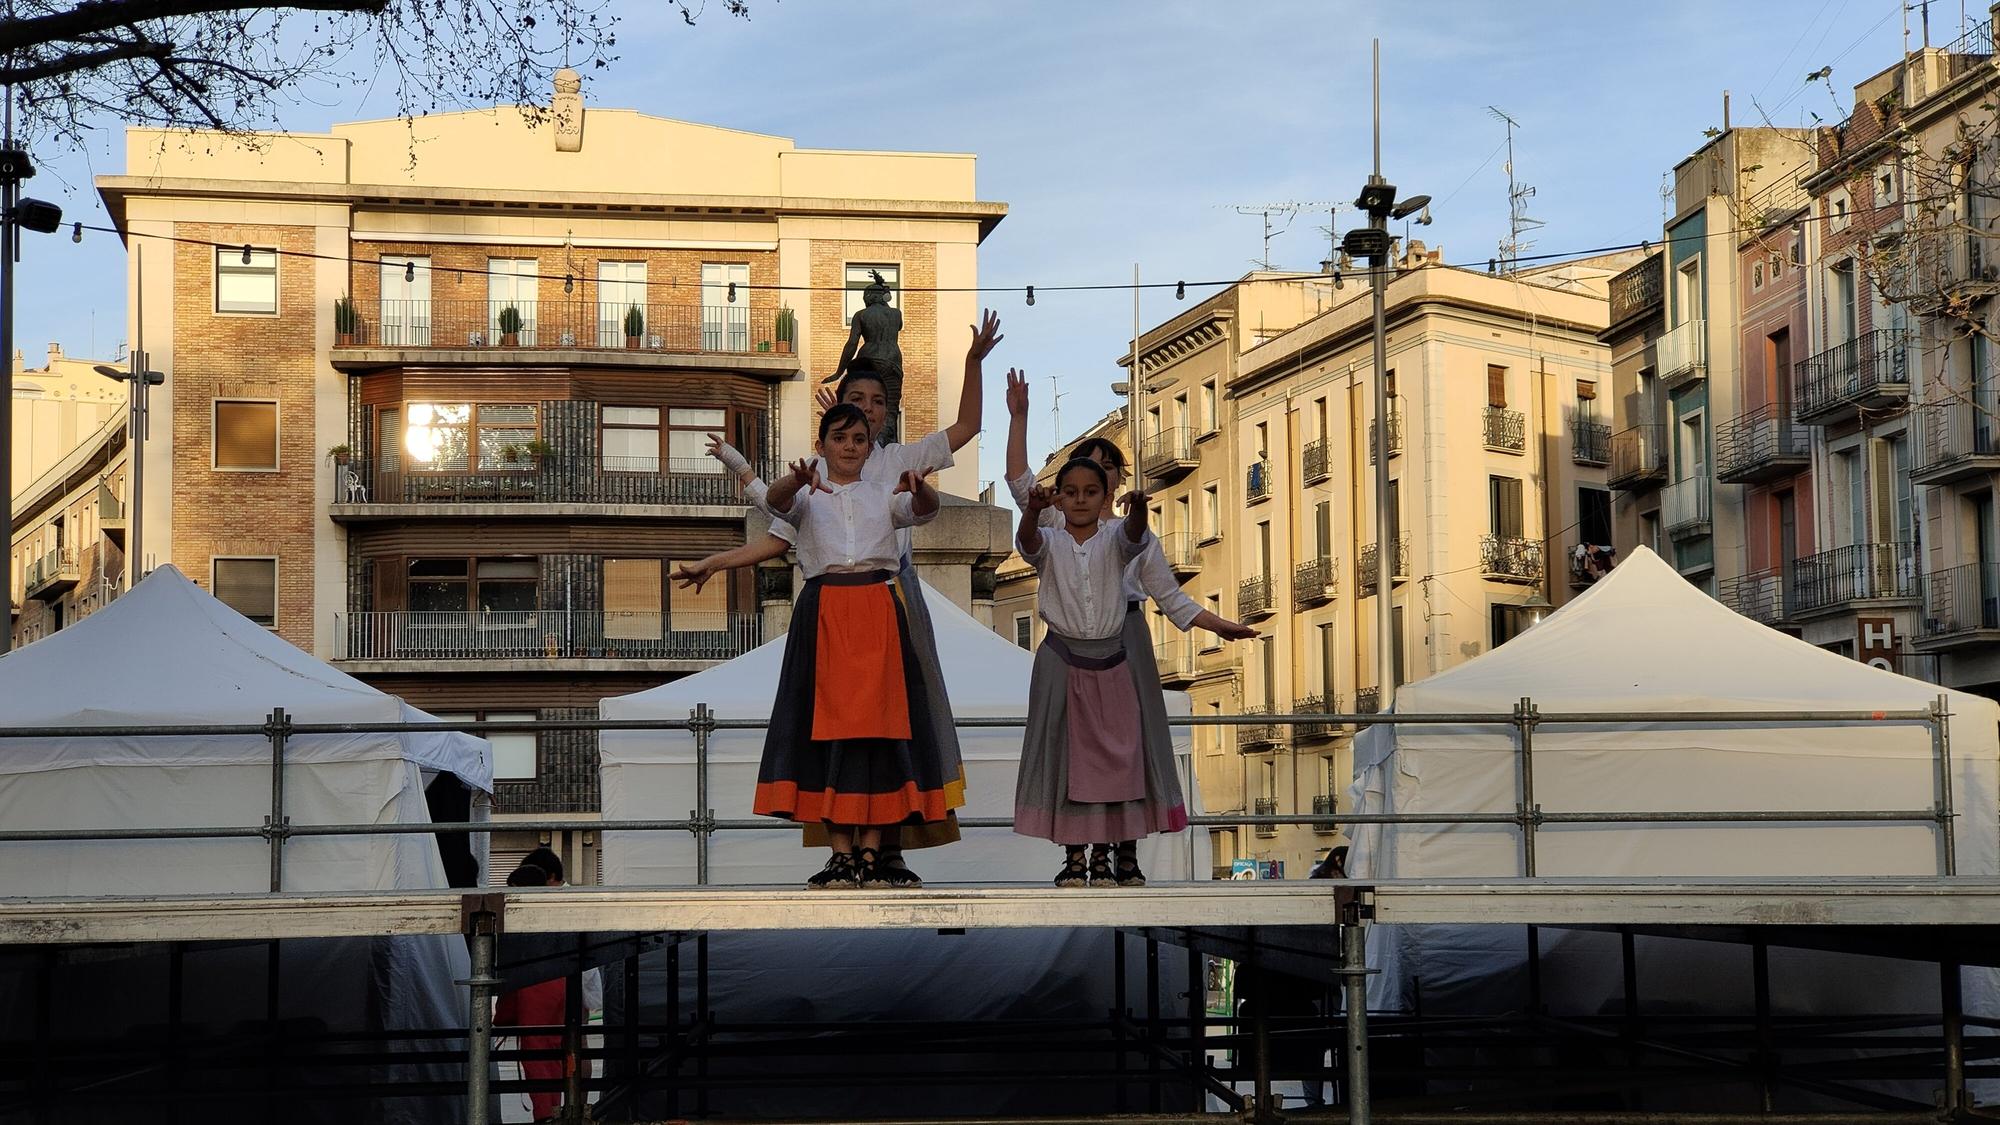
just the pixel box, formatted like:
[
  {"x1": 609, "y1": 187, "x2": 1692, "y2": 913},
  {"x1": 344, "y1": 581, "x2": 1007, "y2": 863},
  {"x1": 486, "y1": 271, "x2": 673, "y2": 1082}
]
[{"x1": 1013, "y1": 609, "x2": 1188, "y2": 845}]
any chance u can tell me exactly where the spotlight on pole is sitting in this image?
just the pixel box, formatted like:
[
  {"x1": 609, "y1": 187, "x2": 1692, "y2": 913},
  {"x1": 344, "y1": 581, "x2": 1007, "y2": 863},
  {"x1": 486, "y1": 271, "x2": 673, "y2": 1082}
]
[{"x1": 14, "y1": 197, "x2": 60, "y2": 233}]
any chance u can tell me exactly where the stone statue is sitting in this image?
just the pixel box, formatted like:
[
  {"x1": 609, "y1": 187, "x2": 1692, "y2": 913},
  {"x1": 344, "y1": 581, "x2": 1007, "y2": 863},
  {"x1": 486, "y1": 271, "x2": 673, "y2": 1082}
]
[
  {"x1": 552, "y1": 68, "x2": 584, "y2": 153},
  {"x1": 829, "y1": 270, "x2": 903, "y2": 386}
]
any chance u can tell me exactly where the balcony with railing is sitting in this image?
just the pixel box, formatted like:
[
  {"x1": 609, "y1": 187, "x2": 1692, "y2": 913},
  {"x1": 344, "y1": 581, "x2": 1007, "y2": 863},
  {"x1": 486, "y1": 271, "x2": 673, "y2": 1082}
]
[
  {"x1": 1795, "y1": 329, "x2": 1910, "y2": 425},
  {"x1": 1914, "y1": 401, "x2": 2000, "y2": 485},
  {"x1": 1311, "y1": 793, "x2": 1339, "y2": 836},
  {"x1": 1153, "y1": 637, "x2": 1199, "y2": 688},
  {"x1": 1662, "y1": 476, "x2": 1712, "y2": 540},
  {"x1": 335, "y1": 455, "x2": 773, "y2": 515},
  {"x1": 1245, "y1": 460, "x2": 1272, "y2": 504},
  {"x1": 25, "y1": 547, "x2": 79, "y2": 602},
  {"x1": 1480, "y1": 535, "x2": 1544, "y2": 585},
  {"x1": 1370, "y1": 406, "x2": 1403, "y2": 464},
  {"x1": 1253, "y1": 796, "x2": 1280, "y2": 838},
  {"x1": 1303, "y1": 437, "x2": 1331, "y2": 484},
  {"x1": 1293, "y1": 693, "x2": 1342, "y2": 742},
  {"x1": 1716, "y1": 403, "x2": 1811, "y2": 485},
  {"x1": 333, "y1": 300, "x2": 799, "y2": 375},
  {"x1": 1294, "y1": 556, "x2": 1337, "y2": 609},
  {"x1": 1140, "y1": 426, "x2": 1198, "y2": 482},
  {"x1": 1238, "y1": 574, "x2": 1276, "y2": 620},
  {"x1": 1569, "y1": 543, "x2": 1616, "y2": 589},
  {"x1": 1718, "y1": 568, "x2": 1789, "y2": 626},
  {"x1": 1658, "y1": 319, "x2": 1708, "y2": 389},
  {"x1": 1608, "y1": 255, "x2": 1664, "y2": 326},
  {"x1": 1157, "y1": 532, "x2": 1202, "y2": 580},
  {"x1": 1236, "y1": 707, "x2": 1282, "y2": 754},
  {"x1": 1919, "y1": 562, "x2": 2000, "y2": 649},
  {"x1": 1483, "y1": 406, "x2": 1525, "y2": 453},
  {"x1": 1357, "y1": 536, "x2": 1410, "y2": 598},
  {"x1": 1790, "y1": 543, "x2": 1920, "y2": 616},
  {"x1": 1572, "y1": 418, "x2": 1610, "y2": 467},
  {"x1": 97, "y1": 488, "x2": 127, "y2": 550},
  {"x1": 333, "y1": 609, "x2": 761, "y2": 666},
  {"x1": 1608, "y1": 424, "x2": 1668, "y2": 491},
  {"x1": 1355, "y1": 688, "x2": 1381, "y2": 714}
]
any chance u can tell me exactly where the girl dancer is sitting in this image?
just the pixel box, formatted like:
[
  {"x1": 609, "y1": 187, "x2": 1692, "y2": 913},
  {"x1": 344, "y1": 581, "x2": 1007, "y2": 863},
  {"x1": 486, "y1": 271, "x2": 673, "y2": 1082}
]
[
  {"x1": 1014, "y1": 459, "x2": 1187, "y2": 887},
  {"x1": 1004, "y1": 372, "x2": 1255, "y2": 885},
  {"x1": 744, "y1": 403, "x2": 948, "y2": 888}
]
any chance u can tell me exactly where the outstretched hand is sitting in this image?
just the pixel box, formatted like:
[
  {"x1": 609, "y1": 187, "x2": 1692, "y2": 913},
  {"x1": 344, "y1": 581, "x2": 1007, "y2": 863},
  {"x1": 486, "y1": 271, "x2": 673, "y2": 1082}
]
[
  {"x1": 815, "y1": 387, "x2": 838, "y2": 413},
  {"x1": 893, "y1": 470, "x2": 925, "y2": 494},
  {"x1": 1024, "y1": 484, "x2": 1054, "y2": 515},
  {"x1": 968, "y1": 309, "x2": 1004, "y2": 362},
  {"x1": 1005, "y1": 368, "x2": 1029, "y2": 417},
  {"x1": 788, "y1": 457, "x2": 832, "y2": 494},
  {"x1": 1118, "y1": 489, "x2": 1151, "y2": 516},
  {"x1": 1209, "y1": 619, "x2": 1259, "y2": 642},
  {"x1": 671, "y1": 560, "x2": 714, "y2": 594}
]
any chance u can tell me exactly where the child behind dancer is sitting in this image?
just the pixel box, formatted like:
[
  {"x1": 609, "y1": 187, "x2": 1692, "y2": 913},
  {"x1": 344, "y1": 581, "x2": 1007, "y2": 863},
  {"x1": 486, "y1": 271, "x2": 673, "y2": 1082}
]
[
  {"x1": 1013, "y1": 458, "x2": 1187, "y2": 887},
  {"x1": 746, "y1": 403, "x2": 949, "y2": 888}
]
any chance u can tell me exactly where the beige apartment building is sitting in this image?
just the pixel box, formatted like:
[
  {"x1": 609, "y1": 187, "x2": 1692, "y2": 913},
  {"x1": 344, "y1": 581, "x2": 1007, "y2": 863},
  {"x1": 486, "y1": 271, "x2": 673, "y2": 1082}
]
[
  {"x1": 76, "y1": 83, "x2": 1010, "y2": 877},
  {"x1": 996, "y1": 251, "x2": 1632, "y2": 877},
  {"x1": 11, "y1": 344, "x2": 125, "y2": 499}
]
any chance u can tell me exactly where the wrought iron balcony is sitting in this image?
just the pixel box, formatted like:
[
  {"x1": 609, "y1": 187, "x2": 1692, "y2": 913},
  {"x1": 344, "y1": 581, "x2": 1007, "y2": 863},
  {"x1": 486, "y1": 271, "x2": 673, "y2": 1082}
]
[
  {"x1": 97, "y1": 489, "x2": 127, "y2": 550},
  {"x1": 1303, "y1": 437, "x2": 1331, "y2": 484},
  {"x1": 1914, "y1": 401, "x2": 2000, "y2": 485},
  {"x1": 1157, "y1": 532, "x2": 1201, "y2": 580},
  {"x1": 1237, "y1": 708, "x2": 1282, "y2": 754},
  {"x1": 1357, "y1": 536, "x2": 1410, "y2": 597},
  {"x1": 1716, "y1": 403, "x2": 1810, "y2": 485},
  {"x1": 1608, "y1": 255, "x2": 1663, "y2": 325},
  {"x1": 1718, "y1": 568, "x2": 1789, "y2": 626},
  {"x1": 1238, "y1": 574, "x2": 1276, "y2": 620},
  {"x1": 1140, "y1": 426, "x2": 1198, "y2": 482},
  {"x1": 1370, "y1": 406, "x2": 1403, "y2": 464},
  {"x1": 25, "y1": 547, "x2": 79, "y2": 602},
  {"x1": 1662, "y1": 476, "x2": 1711, "y2": 541},
  {"x1": 1245, "y1": 460, "x2": 1273, "y2": 504},
  {"x1": 1293, "y1": 556, "x2": 1337, "y2": 608},
  {"x1": 1572, "y1": 418, "x2": 1610, "y2": 467},
  {"x1": 335, "y1": 300, "x2": 795, "y2": 365},
  {"x1": 333, "y1": 610, "x2": 761, "y2": 663},
  {"x1": 1480, "y1": 535, "x2": 1544, "y2": 584},
  {"x1": 1795, "y1": 329, "x2": 1910, "y2": 425},
  {"x1": 1355, "y1": 688, "x2": 1381, "y2": 715},
  {"x1": 1658, "y1": 319, "x2": 1707, "y2": 389},
  {"x1": 1742, "y1": 175, "x2": 1809, "y2": 232},
  {"x1": 1312, "y1": 793, "x2": 1339, "y2": 836},
  {"x1": 335, "y1": 455, "x2": 773, "y2": 510},
  {"x1": 1294, "y1": 693, "x2": 1342, "y2": 741},
  {"x1": 1483, "y1": 406, "x2": 1525, "y2": 453},
  {"x1": 1790, "y1": 543, "x2": 1920, "y2": 616},
  {"x1": 1608, "y1": 424, "x2": 1668, "y2": 491},
  {"x1": 1919, "y1": 562, "x2": 2000, "y2": 647},
  {"x1": 1253, "y1": 795, "x2": 1280, "y2": 838},
  {"x1": 1153, "y1": 638, "x2": 1199, "y2": 688}
]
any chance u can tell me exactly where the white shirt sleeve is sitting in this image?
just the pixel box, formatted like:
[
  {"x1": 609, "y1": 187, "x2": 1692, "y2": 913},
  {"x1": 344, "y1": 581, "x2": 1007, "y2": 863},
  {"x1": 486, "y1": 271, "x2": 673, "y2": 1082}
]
[
  {"x1": 905, "y1": 430, "x2": 956, "y2": 475},
  {"x1": 768, "y1": 516, "x2": 798, "y2": 545},
  {"x1": 755, "y1": 480, "x2": 808, "y2": 524},
  {"x1": 891, "y1": 491, "x2": 937, "y2": 528},
  {"x1": 1016, "y1": 521, "x2": 1050, "y2": 567},
  {"x1": 1114, "y1": 522, "x2": 1152, "y2": 564},
  {"x1": 1132, "y1": 540, "x2": 1202, "y2": 631},
  {"x1": 1006, "y1": 471, "x2": 1035, "y2": 510}
]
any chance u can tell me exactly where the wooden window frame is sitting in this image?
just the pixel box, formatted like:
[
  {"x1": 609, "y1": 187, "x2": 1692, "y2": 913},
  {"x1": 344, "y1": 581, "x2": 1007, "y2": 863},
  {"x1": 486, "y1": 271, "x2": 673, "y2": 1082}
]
[
  {"x1": 843, "y1": 261, "x2": 903, "y2": 326},
  {"x1": 212, "y1": 399, "x2": 280, "y2": 472},
  {"x1": 599, "y1": 405, "x2": 664, "y2": 475},
  {"x1": 665, "y1": 406, "x2": 733, "y2": 477},
  {"x1": 405, "y1": 556, "x2": 540, "y2": 612},
  {"x1": 401, "y1": 402, "x2": 540, "y2": 474}
]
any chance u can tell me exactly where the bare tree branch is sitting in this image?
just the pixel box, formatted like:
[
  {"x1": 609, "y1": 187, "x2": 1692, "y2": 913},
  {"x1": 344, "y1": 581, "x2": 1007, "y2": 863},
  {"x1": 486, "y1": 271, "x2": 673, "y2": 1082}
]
[{"x1": 0, "y1": 0, "x2": 384, "y2": 57}]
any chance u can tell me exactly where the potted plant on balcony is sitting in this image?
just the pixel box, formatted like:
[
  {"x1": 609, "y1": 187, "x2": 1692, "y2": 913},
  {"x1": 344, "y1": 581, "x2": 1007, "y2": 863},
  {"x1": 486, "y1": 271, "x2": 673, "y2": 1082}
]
[
  {"x1": 334, "y1": 297, "x2": 359, "y2": 346},
  {"x1": 497, "y1": 304, "x2": 523, "y2": 347},
  {"x1": 523, "y1": 437, "x2": 554, "y2": 469},
  {"x1": 326, "y1": 443, "x2": 352, "y2": 466},
  {"x1": 623, "y1": 304, "x2": 645, "y2": 349},
  {"x1": 497, "y1": 442, "x2": 523, "y2": 468},
  {"x1": 774, "y1": 306, "x2": 796, "y2": 355}
]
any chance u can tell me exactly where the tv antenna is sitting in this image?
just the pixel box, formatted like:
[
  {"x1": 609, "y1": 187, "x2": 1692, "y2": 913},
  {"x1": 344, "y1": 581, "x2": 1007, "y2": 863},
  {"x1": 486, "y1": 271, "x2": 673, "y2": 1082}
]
[
  {"x1": 1223, "y1": 200, "x2": 1339, "y2": 270},
  {"x1": 1488, "y1": 106, "x2": 1544, "y2": 273},
  {"x1": 1048, "y1": 373, "x2": 1069, "y2": 443}
]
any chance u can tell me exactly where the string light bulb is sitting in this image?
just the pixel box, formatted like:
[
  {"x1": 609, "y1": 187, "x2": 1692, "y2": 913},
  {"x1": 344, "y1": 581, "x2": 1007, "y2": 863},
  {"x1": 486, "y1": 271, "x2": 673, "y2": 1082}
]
[
  {"x1": 241, "y1": 244, "x2": 252, "y2": 265},
  {"x1": 70, "y1": 222, "x2": 81, "y2": 244},
  {"x1": 1175, "y1": 280, "x2": 1185, "y2": 300},
  {"x1": 404, "y1": 261, "x2": 415, "y2": 283},
  {"x1": 1025, "y1": 285, "x2": 1035, "y2": 306},
  {"x1": 563, "y1": 274, "x2": 574, "y2": 295},
  {"x1": 727, "y1": 281, "x2": 737, "y2": 303}
]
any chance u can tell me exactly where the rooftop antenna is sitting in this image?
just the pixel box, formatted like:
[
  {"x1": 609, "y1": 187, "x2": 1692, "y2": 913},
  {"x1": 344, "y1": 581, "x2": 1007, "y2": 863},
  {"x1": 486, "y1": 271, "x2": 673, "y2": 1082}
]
[
  {"x1": 1488, "y1": 106, "x2": 1544, "y2": 273},
  {"x1": 1223, "y1": 201, "x2": 1339, "y2": 270},
  {"x1": 1048, "y1": 373, "x2": 1069, "y2": 444}
]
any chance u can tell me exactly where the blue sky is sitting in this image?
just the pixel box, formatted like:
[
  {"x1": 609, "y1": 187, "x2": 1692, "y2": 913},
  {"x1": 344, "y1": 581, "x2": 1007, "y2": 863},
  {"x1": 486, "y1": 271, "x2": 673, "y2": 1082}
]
[{"x1": 12, "y1": 0, "x2": 1921, "y2": 487}]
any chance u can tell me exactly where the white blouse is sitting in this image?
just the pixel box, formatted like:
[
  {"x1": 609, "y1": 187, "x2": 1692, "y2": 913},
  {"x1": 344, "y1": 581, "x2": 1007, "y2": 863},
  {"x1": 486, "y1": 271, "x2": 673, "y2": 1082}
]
[
  {"x1": 755, "y1": 475, "x2": 934, "y2": 578},
  {"x1": 1020, "y1": 517, "x2": 1152, "y2": 641},
  {"x1": 1006, "y1": 471, "x2": 1199, "y2": 631},
  {"x1": 769, "y1": 430, "x2": 956, "y2": 566}
]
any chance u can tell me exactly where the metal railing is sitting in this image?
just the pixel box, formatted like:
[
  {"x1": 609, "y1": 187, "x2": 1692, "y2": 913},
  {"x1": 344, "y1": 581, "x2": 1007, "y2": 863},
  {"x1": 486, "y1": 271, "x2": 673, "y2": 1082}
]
[
  {"x1": 1795, "y1": 329, "x2": 1910, "y2": 422},
  {"x1": 334, "y1": 610, "x2": 761, "y2": 661},
  {"x1": 1742, "y1": 174, "x2": 1809, "y2": 231},
  {"x1": 1244, "y1": 460, "x2": 1272, "y2": 503},
  {"x1": 1370, "y1": 406, "x2": 1403, "y2": 463},
  {"x1": 1357, "y1": 536, "x2": 1409, "y2": 597},
  {"x1": 24, "y1": 546, "x2": 78, "y2": 597},
  {"x1": 1157, "y1": 532, "x2": 1201, "y2": 575},
  {"x1": 1235, "y1": 706, "x2": 1280, "y2": 752},
  {"x1": 1252, "y1": 796, "x2": 1280, "y2": 838},
  {"x1": 1608, "y1": 423, "x2": 1668, "y2": 489},
  {"x1": 1480, "y1": 535, "x2": 1544, "y2": 583},
  {"x1": 1915, "y1": 400, "x2": 2000, "y2": 481},
  {"x1": 1140, "y1": 426, "x2": 1197, "y2": 478},
  {"x1": 1719, "y1": 568, "x2": 1789, "y2": 626},
  {"x1": 1608, "y1": 254, "x2": 1663, "y2": 324},
  {"x1": 1482, "y1": 405, "x2": 1525, "y2": 452},
  {"x1": 1792, "y1": 542, "x2": 1921, "y2": 613},
  {"x1": 1302, "y1": 436, "x2": 1330, "y2": 483},
  {"x1": 340, "y1": 456, "x2": 769, "y2": 507},
  {"x1": 343, "y1": 300, "x2": 792, "y2": 357},
  {"x1": 1237, "y1": 574, "x2": 1275, "y2": 619},
  {"x1": 1921, "y1": 562, "x2": 2000, "y2": 640},
  {"x1": 1658, "y1": 319, "x2": 1707, "y2": 387},
  {"x1": 1293, "y1": 693, "x2": 1342, "y2": 740},
  {"x1": 1354, "y1": 688, "x2": 1381, "y2": 714},
  {"x1": 1662, "y1": 476, "x2": 1712, "y2": 539},
  {"x1": 1571, "y1": 418, "x2": 1610, "y2": 466},
  {"x1": 1716, "y1": 403, "x2": 1810, "y2": 483},
  {"x1": 1311, "y1": 793, "x2": 1339, "y2": 836},
  {"x1": 1293, "y1": 556, "x2": 1337, "y2": 608},
  {"x1": 1949, "y1": 16, "x2": 1994, "y2": 57}
]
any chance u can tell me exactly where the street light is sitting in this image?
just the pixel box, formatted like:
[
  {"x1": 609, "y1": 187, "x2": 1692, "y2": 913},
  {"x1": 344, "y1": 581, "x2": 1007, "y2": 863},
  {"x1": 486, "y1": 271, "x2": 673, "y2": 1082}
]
[
  {"x1": 0, "y1": 144, "x2": 66, "y2": 655},
  {"x1": 95, "y1": 358, "x2": 163, "y2": 585},
  {"x1": 1518, "y1": 591, "x2": 1554, "y2": 630}
]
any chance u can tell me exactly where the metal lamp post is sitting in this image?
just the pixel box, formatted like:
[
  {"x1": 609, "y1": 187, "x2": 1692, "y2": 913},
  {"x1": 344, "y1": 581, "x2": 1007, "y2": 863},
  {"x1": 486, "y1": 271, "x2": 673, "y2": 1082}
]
[{"x1": 94, "y1": 353, "x2": 162, "y2": 585}]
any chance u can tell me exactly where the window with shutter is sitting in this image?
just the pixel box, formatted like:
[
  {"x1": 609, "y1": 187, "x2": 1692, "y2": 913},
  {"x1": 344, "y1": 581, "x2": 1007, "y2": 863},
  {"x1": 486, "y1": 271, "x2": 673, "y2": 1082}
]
[
  {"x1": 1490, "y1": 476, "x2": 1524, "y2": 538},
  {"x1": 213, "y1": 558, "x2": 277, "y2": 625},
  {"x1": 671, "y1": 560, "x2": 728, "y2": 632},
  {"x1": 1487, "y1": 365, "x2": 1507, "y2": 408},
  {"x1": 214, "y1": 401, "x2": 278, "y2": 470},
  {"x1": 1315, "y1": 501, "x2": 1332, "y2": 557},
  {"x1": 604, "y1": 558, "x2": 663, "y2": 640},
  {"x1": 377, "y1": 408, "x2": 401, "y2": 474}
]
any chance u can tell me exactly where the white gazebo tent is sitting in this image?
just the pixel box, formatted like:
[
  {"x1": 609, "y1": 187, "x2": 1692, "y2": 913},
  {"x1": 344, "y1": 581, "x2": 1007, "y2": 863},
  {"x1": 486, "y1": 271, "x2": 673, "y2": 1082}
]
[
  {"x1": 1347, "y1": 547, "x2": 2000, "y2": 1042},
  {"x1": 0, "y1": 565, "x2": 494, "y2": 1124},
  {"x1": 597, "y1": 582, "x2": 1205, "y2": 1118}
]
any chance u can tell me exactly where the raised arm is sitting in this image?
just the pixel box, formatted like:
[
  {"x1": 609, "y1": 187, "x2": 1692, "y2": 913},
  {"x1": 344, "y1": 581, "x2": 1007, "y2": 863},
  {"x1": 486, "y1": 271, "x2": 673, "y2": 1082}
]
[
  {"x1": 672, "y1": 536, "x2": 790, "y2": 594},
  {"x1": 833, "y1": 320, "x2": 865, "y2": 383},
  {"x1": 1016, "y1": 484, "x2": 1053, "y2": 560},
  {"x1": 894, "y1": 470, "x2": 940, "y2": 524},
  {"x1": 1004, "y1": 367, "x2": 1030, "y2": 486},
  {"x1": 945, "y1": 309, "x2": 1004, "y2": 451},
  {"x1": 1120, "y1": 489, "x2": 1151, "y2": 544},
  {"x1": 763, "y1": 458, "x2": 828, "y2": 518}
]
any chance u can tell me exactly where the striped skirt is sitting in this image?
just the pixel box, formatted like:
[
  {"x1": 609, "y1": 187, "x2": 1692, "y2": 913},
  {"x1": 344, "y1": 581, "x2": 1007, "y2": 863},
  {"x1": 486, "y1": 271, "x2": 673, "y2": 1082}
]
[
  {"x1": 1013, "y1": 610, "x2": 1188, "y2": 845},
  {"x1": 754, "y1": 571, "x2": 953, "y2": 827}
]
